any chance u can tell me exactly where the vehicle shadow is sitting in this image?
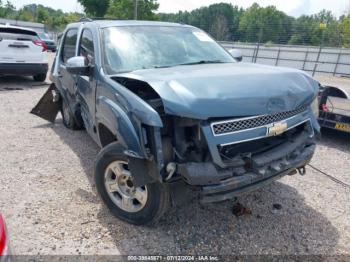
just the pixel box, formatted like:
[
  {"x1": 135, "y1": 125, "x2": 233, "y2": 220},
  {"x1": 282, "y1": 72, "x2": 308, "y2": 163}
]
[
  {"x1": 47, "y1": 120, "x2": 340, "y2": 255},
  {"x1": 319, "y1": 128, "x2": 350, "y2": 153},
  {"x1": 0, "y1": 75, "x2": 49, "y2": 91}
]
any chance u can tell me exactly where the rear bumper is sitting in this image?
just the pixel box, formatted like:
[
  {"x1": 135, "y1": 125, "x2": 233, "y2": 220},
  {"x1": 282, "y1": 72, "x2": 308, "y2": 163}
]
[
  {"x1": 319, "y1": 111, "x2": 350, "y2": 132},
  {"x1": 0, "y1": 63, "x2": 48, "y2": 76}
]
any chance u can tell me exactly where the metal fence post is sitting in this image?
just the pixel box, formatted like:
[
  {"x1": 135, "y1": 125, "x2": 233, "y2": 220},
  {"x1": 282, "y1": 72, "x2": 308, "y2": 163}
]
[
  {"x1": 302, "y1": 48, "x2": 308, "y2": 71},
  {"x1": 254, "y1": 42, "x2": 260, "y2": 63},
  {"x1": 275, "y1": 46, "x2": 281, "y2": 66},
  {"x1": 333, "y1": 50, "x2": 341, "y2": 76},
  {"x1": 312, "y1": 45, "x2": 322, "y2": 77}
]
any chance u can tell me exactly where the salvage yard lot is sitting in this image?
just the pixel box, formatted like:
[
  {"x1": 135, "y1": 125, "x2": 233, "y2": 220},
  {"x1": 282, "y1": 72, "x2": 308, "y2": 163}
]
[{"x1": 0, "y1": 60, "x2": 350, "y2": 255}]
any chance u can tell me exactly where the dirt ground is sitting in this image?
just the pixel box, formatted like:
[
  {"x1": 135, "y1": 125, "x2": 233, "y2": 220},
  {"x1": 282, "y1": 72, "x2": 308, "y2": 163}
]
[{"x1": 0, "y1": 57, "x2": 349, "y2": 256}]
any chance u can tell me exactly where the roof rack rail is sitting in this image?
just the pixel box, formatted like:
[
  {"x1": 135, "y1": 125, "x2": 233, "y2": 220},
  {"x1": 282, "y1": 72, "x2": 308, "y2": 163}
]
[
  {"x1": 77, "y1": 17, "x2": 119, "y2": 22},
  {"x1": 78, "y1": 17, "x2": 93, "y2": 22}
]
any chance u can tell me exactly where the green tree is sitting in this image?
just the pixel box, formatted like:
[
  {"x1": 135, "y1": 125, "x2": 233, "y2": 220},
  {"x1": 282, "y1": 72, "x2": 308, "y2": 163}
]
[
  {"x1": 106, "y1": 0, "x2": 159, "y2": 20},
  {"x1": 159, "y1": 3, "x2": 243, "y2": 41},
  {"x1": 239, "y1": 3, "x2": 294, "y2": 43},
  {"x1": 289, "y1": 10, "x2": 341, "y2": 46},
  {"x1": 78, "y1": 0, "x2": 109, "y2": 17},
  {"x1": 339, "y1": 15, "x2": 350, "y2": 47},
  {"x1": 0, "y1": 0, "x2": 15, "y2": 18}
]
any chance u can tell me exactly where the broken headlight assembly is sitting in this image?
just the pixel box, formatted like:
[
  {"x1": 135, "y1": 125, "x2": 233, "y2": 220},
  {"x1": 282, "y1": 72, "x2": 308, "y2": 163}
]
[{"x1": 311, "y1": 97, "x2": 319, "y2": 118}]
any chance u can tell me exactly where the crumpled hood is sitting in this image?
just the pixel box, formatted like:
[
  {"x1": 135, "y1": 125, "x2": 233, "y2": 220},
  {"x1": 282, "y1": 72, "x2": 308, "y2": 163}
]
[{"x1": 115, "y1": 63, "x2": 319, "y2": 119}]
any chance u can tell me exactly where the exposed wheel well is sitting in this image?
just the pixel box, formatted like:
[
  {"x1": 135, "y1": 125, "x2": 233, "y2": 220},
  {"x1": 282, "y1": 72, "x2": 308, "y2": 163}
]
[{"x1": 98, "y1": 123, "x2": 117, "y2": 147}]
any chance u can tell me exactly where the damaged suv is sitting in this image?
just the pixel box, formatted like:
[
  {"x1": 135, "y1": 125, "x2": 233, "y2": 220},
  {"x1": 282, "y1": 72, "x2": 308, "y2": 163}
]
[{"x1": 32, "y1": 19, "x2": 320, "y2": 225}]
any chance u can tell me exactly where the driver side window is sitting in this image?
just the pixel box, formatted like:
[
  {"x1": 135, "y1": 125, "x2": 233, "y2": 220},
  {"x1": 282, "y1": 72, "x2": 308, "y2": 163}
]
[
  {"x1": 79, "y1": 29, "x2": 95, "y2": 65},
  {"x1": 61, "y1": 29, "x2": 78, "y2": 64}
]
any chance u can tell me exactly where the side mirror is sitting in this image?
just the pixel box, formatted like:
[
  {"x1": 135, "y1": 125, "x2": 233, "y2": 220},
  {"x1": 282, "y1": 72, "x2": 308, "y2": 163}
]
[
  {"x1": 229, "y1": 49, "x2": 243, "y2": 62},
  {"x1": 66, "y1": 56, "x2": 90, "y2": 75}
]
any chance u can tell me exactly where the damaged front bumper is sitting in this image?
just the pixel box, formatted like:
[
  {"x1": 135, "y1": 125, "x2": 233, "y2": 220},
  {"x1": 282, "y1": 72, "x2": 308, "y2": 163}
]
[{"x1": 178, "y1": 108, "x2": 318, "y2": 203}]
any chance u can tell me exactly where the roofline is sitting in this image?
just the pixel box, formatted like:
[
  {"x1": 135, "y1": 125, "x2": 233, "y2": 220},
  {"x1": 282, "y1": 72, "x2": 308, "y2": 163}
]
[
  {"x1": 0, "y1": 24, "x2": 37, "y2": 33},
  {"x1": 67, "y1": 19, "x2": 191, "y2": 28}
]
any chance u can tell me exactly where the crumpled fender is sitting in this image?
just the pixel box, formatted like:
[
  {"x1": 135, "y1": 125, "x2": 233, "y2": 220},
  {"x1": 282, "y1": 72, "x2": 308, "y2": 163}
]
[{"x1": 96, "y1": 96, "x2": 145, "y2": 158}]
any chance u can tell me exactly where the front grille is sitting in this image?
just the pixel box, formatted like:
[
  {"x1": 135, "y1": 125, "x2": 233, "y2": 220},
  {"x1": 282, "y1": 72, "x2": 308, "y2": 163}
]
[{"x1": 211, "y1": 106, "x2": 308, "y2": 135}]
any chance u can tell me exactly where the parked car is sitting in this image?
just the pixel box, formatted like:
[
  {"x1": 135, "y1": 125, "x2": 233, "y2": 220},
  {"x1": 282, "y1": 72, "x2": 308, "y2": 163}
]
[
  {"x1": 32, "y1": 19, "x2": 320, "y2": 225},
  {"x1": 0, "y1": 25, "x2": 48, "y2": 82},
  {"x1": 38, "y1": 32, "x2": 57, "y2": 52},
  {"x1": 0, "y1": 214, "x2": 11, "y2": 260},
  {"x1": 318, "y1": 85, "x2": 350, "y2": 133}
]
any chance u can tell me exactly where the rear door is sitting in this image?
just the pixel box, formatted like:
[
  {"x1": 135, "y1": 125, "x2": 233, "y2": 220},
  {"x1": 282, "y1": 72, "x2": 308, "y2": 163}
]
[{"x1": 0, "y1": 27, "x2": 45, "y2": 64}]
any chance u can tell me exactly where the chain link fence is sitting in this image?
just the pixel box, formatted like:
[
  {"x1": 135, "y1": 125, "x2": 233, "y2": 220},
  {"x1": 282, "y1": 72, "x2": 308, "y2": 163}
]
[{"x1": 221, "y1": 41, "x2": 350, "y2": 77}]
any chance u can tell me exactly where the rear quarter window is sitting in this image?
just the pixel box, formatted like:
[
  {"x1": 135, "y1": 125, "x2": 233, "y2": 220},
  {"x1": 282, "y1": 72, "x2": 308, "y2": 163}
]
[{"x1": 0, "y1": 28, "x2": 38, "y2": 41}]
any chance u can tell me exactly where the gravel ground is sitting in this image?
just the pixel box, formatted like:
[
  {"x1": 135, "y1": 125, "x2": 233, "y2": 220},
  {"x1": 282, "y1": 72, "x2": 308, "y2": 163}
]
[{"x1": 0, "y1": 63, "x2": 349, "y2": 256}]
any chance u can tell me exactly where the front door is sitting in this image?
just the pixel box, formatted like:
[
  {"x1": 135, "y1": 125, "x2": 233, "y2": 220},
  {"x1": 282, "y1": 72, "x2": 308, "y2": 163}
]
[
  {"x1": 76, "y1": 28, "x2": 97, "y2": 135},
  {"x1": 58, "y1": 28, "x2": 79, "y2": 99}
]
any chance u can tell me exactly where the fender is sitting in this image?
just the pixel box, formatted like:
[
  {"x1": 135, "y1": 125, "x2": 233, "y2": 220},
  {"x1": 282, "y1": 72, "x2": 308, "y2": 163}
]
[{"x1": 96, "y1": 96, "x2": 145, "y2": 158}]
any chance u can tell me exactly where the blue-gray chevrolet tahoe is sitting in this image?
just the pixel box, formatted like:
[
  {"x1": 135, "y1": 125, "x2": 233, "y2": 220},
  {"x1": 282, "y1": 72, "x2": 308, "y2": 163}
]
[{"x1": 31, "y1": 19, "x2": 320, "y2": 225}]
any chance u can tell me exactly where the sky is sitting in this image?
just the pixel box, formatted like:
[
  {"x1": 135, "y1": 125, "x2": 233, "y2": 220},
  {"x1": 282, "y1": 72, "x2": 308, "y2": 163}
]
[{"x1": 11, "y1": 0, "x2": 350, "y2": 18}]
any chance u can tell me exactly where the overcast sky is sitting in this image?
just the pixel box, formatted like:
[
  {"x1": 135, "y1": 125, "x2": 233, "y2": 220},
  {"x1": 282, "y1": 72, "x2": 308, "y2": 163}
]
[{"x1": 11, "y1": 0, "x2": 350, "y2": 17}]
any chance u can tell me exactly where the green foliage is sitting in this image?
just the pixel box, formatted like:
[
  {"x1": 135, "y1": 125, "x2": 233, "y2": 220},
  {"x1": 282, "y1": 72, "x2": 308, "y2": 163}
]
[
  {"x1": 289, "y1": 10, "x2": 341, "y2": 46},
  {"x1": 77, "y1": 0, "x2": 109, "y2": 17},
  {"x1": 0, "y1": 0, "x2": 16, "y2": 18},
  {"x1": 160, "y1": 3, "x2": 349, "y2": 47},
  {"x1": 106, "y1": 0, "x2": 159, "y2": 20},
  {"x1": 238, "y1": 3, "x2": 294, "y2": 43},
  {"x1": 0, "y1": 0, "x2": 349, "y2": 48},
  {"x1": 339, "y1": 15, "x2": 350, "y2": 47},
  {"x1": 159, "y1": 3, "x2": 243, "y2": 41},
  {"x1": 0, "y1": 2, "x2": 83, "y2": 31}
]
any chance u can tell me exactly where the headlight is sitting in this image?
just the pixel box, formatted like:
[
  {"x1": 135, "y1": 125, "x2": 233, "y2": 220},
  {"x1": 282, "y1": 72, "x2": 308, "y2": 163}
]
[{"x1": 311, "y1": 97, "x2": 319, "y2": 118}]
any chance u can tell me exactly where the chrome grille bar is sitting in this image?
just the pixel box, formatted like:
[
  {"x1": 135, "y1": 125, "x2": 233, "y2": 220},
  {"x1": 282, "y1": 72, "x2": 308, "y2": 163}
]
[{"x1": 211, "y1": 106, "x2": 308, "y2": 136}]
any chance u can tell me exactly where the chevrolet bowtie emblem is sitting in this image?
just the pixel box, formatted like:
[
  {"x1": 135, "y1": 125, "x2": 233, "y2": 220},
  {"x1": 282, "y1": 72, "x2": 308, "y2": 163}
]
[{"x1": 267, "y1": 121, "x2": 288, "y2": 136}]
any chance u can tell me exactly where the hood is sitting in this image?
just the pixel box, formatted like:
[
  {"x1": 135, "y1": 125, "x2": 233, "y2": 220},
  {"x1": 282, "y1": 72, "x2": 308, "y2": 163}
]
[{"x1": 115, "y1": 63, "x2": 319, "y2": 119}]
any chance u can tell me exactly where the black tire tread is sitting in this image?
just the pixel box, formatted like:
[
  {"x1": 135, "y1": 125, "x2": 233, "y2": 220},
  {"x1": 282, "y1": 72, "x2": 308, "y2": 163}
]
[
  {"x1": 61, "y1": 99, "x2": 80, "y2": 130},
  {"x1": 94, "y1": 142, "x2": 170, "y2": 225}
]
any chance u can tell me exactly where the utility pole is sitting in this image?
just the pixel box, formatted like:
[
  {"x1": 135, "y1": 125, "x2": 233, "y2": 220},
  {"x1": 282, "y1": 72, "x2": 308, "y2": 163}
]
[{"x1": 134, "y1": 0, "x2": 138, "y2": 20}]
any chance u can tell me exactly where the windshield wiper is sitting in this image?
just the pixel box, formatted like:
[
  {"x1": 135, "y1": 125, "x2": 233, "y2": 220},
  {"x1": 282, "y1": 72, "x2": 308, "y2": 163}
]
[
  {"x1": 178, "y1": 60, "x2": 228, "y2": 66},
  {"x1": 147, "y1": 60, "x2": 229, "y2": 70}
]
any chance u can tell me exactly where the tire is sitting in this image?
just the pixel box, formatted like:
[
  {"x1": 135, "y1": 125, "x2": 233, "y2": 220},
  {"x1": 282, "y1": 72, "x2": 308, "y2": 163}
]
[
  {"x1": 61, "y1": 99, "x2": 80, "y2": 130},
  {"x1": 33, "y1": 73, "x2": 47, "y2": 82},
  {"x1": 95, "y1": 142, "x2": 170, "y2": 225}
]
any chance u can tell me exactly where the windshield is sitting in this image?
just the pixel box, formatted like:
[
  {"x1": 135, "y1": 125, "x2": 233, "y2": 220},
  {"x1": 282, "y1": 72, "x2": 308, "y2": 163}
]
[
  {"x1": 39, "y1": 32, "x2": 51, "y2": 40},
  {"x1": 102, "y1": 26, "x2": 235, "y2": 74}
]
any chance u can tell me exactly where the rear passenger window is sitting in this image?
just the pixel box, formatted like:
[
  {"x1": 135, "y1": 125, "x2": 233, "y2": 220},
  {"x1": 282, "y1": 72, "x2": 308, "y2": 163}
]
[
  {"x1": 79, "y1": 30, "x2": 95, "y2": 64},
  {"x1": 0, "y1": 28, "x2": 38, "y2": 41},
  {"x1": 61, "y1": 29, "x2": 78, "y2": 63}
]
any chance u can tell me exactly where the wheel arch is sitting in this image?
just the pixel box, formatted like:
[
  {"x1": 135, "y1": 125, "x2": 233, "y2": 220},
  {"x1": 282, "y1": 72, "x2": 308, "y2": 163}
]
[
  {"x1": 96, "y1": 96, "x2": 145, "y2": 158},
  {"x1": 98, "y1": 122, "x2": 117, "y2": 147}
]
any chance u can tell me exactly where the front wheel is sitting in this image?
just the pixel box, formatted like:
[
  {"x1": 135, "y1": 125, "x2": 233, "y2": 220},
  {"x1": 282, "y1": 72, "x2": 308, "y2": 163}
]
[
  {"x1": 95, "y1": 142, "x2": 170, "y2": 225},
  {"x1": 61, "y1": 99, "x2": 80, "y2": 130}
]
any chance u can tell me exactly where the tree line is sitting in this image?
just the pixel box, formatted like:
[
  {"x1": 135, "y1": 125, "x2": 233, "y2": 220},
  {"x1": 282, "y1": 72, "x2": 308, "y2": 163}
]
[
  {"x1": 1, "y1": 0, "x2": 350, "y2": 47},
  {"x1": 159, "y1": 3, "x2": 350, "y2": 47}
]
